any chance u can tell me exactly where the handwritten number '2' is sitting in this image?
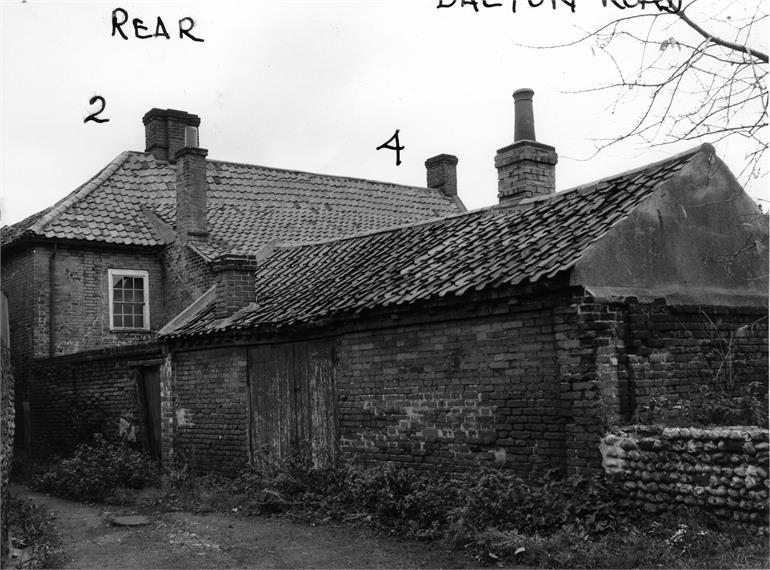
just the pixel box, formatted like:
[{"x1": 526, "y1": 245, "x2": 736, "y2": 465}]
[{"x1": 84, "y1": 96, "x2": 110, "y2": 124}]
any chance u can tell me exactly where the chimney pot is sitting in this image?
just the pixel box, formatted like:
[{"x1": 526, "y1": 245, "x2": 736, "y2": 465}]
[
  {"x1": 425, "y1": 154, "x2": 459, "y2": 198},
  {"x1": 513, "y1": 88, "x2": 536, "y2": 142},
  {"x1": 184, "y1": 126, "x2": 199, "y2": 148}
]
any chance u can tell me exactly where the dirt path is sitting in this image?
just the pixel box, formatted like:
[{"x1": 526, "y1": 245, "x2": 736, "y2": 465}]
[{"x1": 11, "y1": 485, "x2": 477, "y2": 569}]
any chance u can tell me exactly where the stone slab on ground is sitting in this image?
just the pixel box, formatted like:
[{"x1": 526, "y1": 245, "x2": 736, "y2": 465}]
[{"x1": 111, "y1": 515, "x2": 151, "y2": 527}]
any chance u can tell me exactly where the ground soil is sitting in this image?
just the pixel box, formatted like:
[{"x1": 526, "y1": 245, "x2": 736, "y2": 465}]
[{"x1": 10, "y1": 484, "x2": 478, "y2": 569}]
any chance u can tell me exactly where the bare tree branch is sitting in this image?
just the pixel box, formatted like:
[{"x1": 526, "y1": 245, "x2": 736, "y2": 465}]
[{"x1": 677, "y1": 5, "x2": 769, "y2": 63}]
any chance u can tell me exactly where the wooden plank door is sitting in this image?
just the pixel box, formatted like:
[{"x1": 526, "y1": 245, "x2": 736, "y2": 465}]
[
  {"x1": 249, "y1": 344, "x2": 294, "y2": 469},
  {"x1": 142, "y1": 367, "x2": 161, "y2": 459},
  {"x1": 248, "y1": 341, "x2": 337, "y2": 468},
  {"x1": 308, "y1": 342, "x2": 337, "y2": 467}
]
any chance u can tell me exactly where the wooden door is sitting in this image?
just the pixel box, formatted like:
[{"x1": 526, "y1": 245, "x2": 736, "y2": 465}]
[
  {"x1": 248, "y1": 341, "x2": 337, "y2": 468},
  {"x1": 142, "y1": 367, "x2": 161, "y2": 459}
]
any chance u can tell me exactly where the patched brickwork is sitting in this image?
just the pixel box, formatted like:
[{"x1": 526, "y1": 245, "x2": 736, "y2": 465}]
[
  {"x1": 163, "y1": 286, "x2": 768, "y2": 478},
  {"x1": 169, "y1": 347, "x2": 249, "y2": 475},
  {"x1": 601, "y1": 426, "x2": 769, "y2": 533},
  {"x1": 335, "y1": 290, "x2": 570, "y2": 476}
]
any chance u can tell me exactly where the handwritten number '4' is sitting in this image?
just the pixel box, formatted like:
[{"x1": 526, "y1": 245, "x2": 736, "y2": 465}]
[
  {"x1": 84, "y1": 95, "x2": 110, "y2": 124},
  {"x1": 376, "y1": 129, "x2": 404, "y2": 166}
]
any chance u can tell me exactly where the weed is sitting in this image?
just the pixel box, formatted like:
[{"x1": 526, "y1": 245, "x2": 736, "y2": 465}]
[
  {"x1": 30, "y1": 433, "x2": 159, "y2": 502},
  {"x1": 5, "y1": 495, "x2": 63, "y2": 569}
]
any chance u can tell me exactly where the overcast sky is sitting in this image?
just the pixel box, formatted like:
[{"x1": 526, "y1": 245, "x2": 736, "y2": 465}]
[{"x1": 1, "y1": 0, "x2": 766, "y2": 226}]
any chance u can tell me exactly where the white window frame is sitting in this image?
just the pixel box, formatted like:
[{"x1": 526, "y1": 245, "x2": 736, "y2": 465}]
[{"x1": 108, "y1": 269, "x2": 150, "y2": 331}]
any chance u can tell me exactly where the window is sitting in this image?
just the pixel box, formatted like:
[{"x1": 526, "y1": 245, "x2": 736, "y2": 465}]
[{"x1": 108, "y1": 269, "x2": 150, "y2": 330}]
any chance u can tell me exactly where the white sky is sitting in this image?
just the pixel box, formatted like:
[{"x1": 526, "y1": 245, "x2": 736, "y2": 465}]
[{"x1": 0, "y1": 0, "x2": 767, "y2": 226}]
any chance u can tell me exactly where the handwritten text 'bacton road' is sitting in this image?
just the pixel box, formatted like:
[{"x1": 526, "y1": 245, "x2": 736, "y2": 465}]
[
  {"x1": 111, "y1": 8, "x2": 204, "y2": 41},
  {"x1": 436, "y1": 0, "x2": 681, "y2": 13}
]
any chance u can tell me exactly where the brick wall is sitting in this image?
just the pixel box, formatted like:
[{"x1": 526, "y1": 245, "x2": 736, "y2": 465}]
[
  {"x1": 49, "y1": 246, "x2": 164, "y2": 354},
  {"x1": 2, "y1": 244, "x2": 164, "y2": 359},
  {"x1": 27, "y1": 344, "x2": 160, "y2": 454},
  {"x1": 1, "y1": 333, "x2": 13, "y2": 560},
  {"x1": 334, "y1": 289, "x2": 570, "y2": 476},
  {"x1": 2, "y1": 248, "x2": 36, "y2": 445},
  {"x1": 162, "y1": 287, "x2": 768, "y2": 478},
  {"x1": 621, "y1": 302, "x2": 768, "y2": 409},
  {"x1": 168, "y1": 347, "x2": 249, "y2": 475},
  {"x1": 555, "y1": 295, "x2": 768, "y2": 475},
  {"x1": 161, "y1": 244, "x2": 213, "y2": 322}
]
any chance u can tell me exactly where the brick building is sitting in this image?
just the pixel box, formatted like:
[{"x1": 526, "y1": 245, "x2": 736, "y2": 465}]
[
  {"x1": 2, "y1": 91, "x2": 767, "y2": 475},
  {"x1": 1, "y1": 108, "x2": 463, "y2": 455}
]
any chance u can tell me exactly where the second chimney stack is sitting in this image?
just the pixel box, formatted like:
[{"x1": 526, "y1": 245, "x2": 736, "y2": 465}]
[
  {"x1": 175, "y1": 135, "x2": 209, "y2": 243},
  {"x1": 495, "y1": 89, "x2": 558, "y2": 204},
  {"x1": 425, "y1": 154, "x2": 459, "y2": 198}
]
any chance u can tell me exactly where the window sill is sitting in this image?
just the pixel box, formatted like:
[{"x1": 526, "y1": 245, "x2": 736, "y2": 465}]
[{"x1": 110, "y1": 328, "x2": 153, "y2": 334}]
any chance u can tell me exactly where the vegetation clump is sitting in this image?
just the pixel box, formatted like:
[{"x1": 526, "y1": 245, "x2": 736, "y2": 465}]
[{"x1": 30, "y1": 434, "x2": 159, "y2": 502}]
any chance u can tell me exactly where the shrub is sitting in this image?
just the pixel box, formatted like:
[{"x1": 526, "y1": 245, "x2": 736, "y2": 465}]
[{"x1": 31, "y1": 433, "x2": 159, "y2": 502}]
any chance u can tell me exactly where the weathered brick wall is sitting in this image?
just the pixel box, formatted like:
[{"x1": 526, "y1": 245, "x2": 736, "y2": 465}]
[
  {"x1": 46, "y1": 246, "x2": 164, "y2": 355},
  {"x1": 601, "y1": 426, "x2": 769, "y2": 533},
  {"x1": 335, "y1": 289, "x2": 570, "y2": 476},
  {"x1": 161, "y1": 244, "x2": 213, "y2": 321},
  {"x1": 162, "y1": 288, "x2": 768, "y2": 478},
  {"x1": 2, "y1": 248, "x2": 35, "y2": 446},
  {"x1": 169, "y1": 347, "x2": 249, "y2": 475},
  {"x1": 27, "y1": 344, "x2": 160, "y2": 454},
  {"x1": 2, "y1": 244, "x2": 164, "y2": 358},
  {"x1": 621, "y1": 302, "x2": 768, "y2": 410},
  {"x1": 554, "y1": 295, "x2": 769, "y2": 475},
  {"x1": 554, "y1": 294, "x2": 627, "y2": 475},
  {"x1": 1, "y1": 331, "x2": 13, "y2": 562}
]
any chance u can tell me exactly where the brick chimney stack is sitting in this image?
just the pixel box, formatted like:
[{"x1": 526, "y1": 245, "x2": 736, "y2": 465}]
[
  {"x1": 143, "y1": 108, "x2": 201, "y2": 162},
  {"x1": 495, "y1": 89, "x2": 558, "y2": 204},
  {"x1": 212, "y1": 255, "x2": 259, "y2": 320},
  {"x1": 175, "y1": 125, "x2": 209, "y2": 243},
  {"x1": 425, "y1": 154, "x2": 459, "y2": 198}
]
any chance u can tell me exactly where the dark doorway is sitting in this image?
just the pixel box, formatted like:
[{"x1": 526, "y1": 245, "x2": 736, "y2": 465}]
[{"x1": 140, "y1": 366, "x2": 161, "y2": 459}]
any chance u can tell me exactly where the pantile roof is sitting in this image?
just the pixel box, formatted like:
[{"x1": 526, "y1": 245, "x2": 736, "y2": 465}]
[
  {"x1": 161, "y1": 144, "x2": 710, "y2": 339},
  {"x1": 1, "y1": 152, "x2": 463, "y2": 255}
]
